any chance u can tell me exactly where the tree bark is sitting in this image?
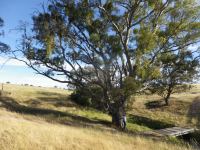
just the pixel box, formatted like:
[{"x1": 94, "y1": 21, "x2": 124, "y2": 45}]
[
  {"x1": 110, "y1": 97, "x2": 126, "y2": 129},
  {"x1": 164, "y1": 97, "x2": 169, "y2": 106},
  {"x1": 164, "y1": 88, "x2": 172, "y2": 106},
  {"x1": 103, "y1": 88, "x2": 127, "y2": 129},
  {"x1": 111, "y1": 106, "x2": 125, "y2": 128}
]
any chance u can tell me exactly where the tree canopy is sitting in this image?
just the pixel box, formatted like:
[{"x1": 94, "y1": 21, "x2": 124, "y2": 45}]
[
  {"x1": 149, "y1": 49, "x2": 199, "y2": 105},
  {"x1": 14, "y1": 0, "x2": 200, "y2": 128},
  {"x1": 0, "y1": 18, "x2": 10, "y2": 52}
]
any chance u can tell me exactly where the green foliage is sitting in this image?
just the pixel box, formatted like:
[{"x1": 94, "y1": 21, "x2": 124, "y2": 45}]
[
  {"x1": 136, "y1": 28, "x2": 157, "y2": 53},
  {"x1": 149, "y1": 49, "x2": 199, "y2": 103},
  {"x1": 0, "y1": 18, "x2": 3, "y2": 27},
  {"x1": 71, "y1": 86, "x2": 104, "y2": 109},
  {"x1": 71, "y1": 89, "x2": 92, "y2": 106},
  {"x1": 136, "y1": 60, "x2": 161, "y2": 81},
  {"x1": 45, "y1": 35, "x2": 55, "y2": 56},
  {"x1": 123, "y1": 77, "x2": 141, "y2": 97},
  {"x1": 90, "y1": 33, "x2": 100, "y2": 46},
  {"x1": 16, "y1": 0, "x2": 200, "y2": 126},
  {"x1": 0, "y1": 17, "x2": 10, "y2": 52},
  {"x1": 25, "y1": 48, "x2": 35, "y2": 59}
]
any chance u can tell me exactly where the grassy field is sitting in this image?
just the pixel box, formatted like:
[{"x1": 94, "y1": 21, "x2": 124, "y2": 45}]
[
  {"x1": 130, "y1": 84, "x2": 200, "y2": 131},
  {"x1": 0, "y1": 83, "x2": 199, "y2": 149},
  {"x1": 0, "y1": 109, "x2": 193, "y2": 150}
]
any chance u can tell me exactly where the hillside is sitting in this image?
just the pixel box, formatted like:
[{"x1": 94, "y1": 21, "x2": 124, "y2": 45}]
[
  {"x1": 0, "y1": 110, "x2": 191, "y2": 150},
  {"x1": 0, "y1": 83, "x2": 199, "y2": 149},
  {"x1": 130, "y1": 84, "x2": 200, "y2": 130}
]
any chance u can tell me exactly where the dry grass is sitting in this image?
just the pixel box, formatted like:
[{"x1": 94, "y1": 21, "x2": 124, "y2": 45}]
[
  {"x1": 0, "y1": 109, "x2": 192, "y2": 150},
  {"x1": 0, "y1": 83, "x2": 199, "y2": 149},
  {"x1": 2, "y1": 84, "x2": 110, "y2": 122},
  {"x1": 130, "y1": 84, "x2": 200, "y2": 129}
]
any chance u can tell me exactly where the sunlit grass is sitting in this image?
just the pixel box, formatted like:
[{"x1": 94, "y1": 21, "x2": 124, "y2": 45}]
[
  {"x1": 0, "y1": 109, "x2": 192, "y2": 150},
  {"x1": 131, "y1": 84, "x2": 200, "y2": 129},
  {"x1": 0, "y1": 83, "x2": 200, "y2": 149}
]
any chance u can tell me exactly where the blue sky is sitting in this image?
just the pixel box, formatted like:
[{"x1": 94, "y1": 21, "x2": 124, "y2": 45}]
[
  {"x1": 0, "y1": 0, "x2": 199, "y2": 87},
  {"x1": 0, "y1": 0, "x2": 67, "y2": 88}
]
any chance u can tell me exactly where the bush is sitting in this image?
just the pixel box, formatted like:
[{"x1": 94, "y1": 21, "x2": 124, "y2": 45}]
[
  {"x1": 70, "y1": 86, "x2": 103, "y2": 109},
  {"x1": 70, "y1": 89, "x2": 92, "y2": 106}
]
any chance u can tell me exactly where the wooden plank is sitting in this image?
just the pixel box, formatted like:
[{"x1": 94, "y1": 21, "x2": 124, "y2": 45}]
[{"x1": 150, "y1": 127, "x2": 195, "y2": 137}]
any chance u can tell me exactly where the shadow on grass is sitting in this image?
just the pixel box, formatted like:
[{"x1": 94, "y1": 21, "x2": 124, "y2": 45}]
[
  {"x1": 187, "y1": 96, "x2": 200, "y2": 127},
  {"x1": 23, "y1": 91, "x2": 75, "y2": 108},
  {"x1": 145, "y1": 100, "x2": 165, "y2": 109},
  {"x1": 0, "y1": 96, "x2": 111, "y2": 129},
  {"x1": 128, "y1": 114, "x2": 175, "y2": 130},
  {"x1": 24, "y1": 97, "x2": 75, "y2": 108},
  {"x1": 145, "y1": 99, "x2": 190, "y2": 116}
]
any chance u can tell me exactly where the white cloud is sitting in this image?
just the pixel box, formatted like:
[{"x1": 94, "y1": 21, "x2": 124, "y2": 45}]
[
  {"x1": 0, "y1": 56, "x2": 71, "y2": 88},
  {"x1": 0, "y1": 57, "x2": 67, "y2": 88},
  {"x1": 0, "y1": 56, "x2": 26, "y2": 67}
]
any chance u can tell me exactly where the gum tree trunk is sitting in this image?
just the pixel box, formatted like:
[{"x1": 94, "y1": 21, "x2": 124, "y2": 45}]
[
  {"x1": 164, "y1": 87, "x2": 172, "y2": 106},
  {"x1": 103, "y1": 89, "x2": 126, "y2": 129},
  {"x1": 110, "y1": 95, "x2": 126, "y2": 129},
  {"x1": 111, "y1": 106, "x2": 125, "y2": 128}
]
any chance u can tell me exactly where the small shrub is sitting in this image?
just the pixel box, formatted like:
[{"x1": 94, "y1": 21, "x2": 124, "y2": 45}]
[
  {"x1": 70, "y1": 86, "x2": 103, "y2": 109},
  {"x1": 70, "y1": 90, "x2": 92, "y2": 106}
]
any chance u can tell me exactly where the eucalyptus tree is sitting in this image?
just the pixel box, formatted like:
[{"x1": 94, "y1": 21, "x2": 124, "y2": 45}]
[
  {"x1": 14, "y1": 0, "x2": 200, "y2": 128},
  {"x1": 149, "y1": 50, "x2": 199, "y2": 105}
]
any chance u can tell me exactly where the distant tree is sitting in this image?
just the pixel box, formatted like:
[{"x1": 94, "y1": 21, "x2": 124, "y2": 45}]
[
  {"x1": 149, "y1": 50, "x2": 199, "y2": 105},
  {"x1": 6, "y1": 81, "x2": 10, "y2": 84},
  {"x1": 0, "y1": 17, "x2": 10, "y2": 52},
  {"x1": 13, "y1": 0, "x2": 200, "y2": 128}
]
